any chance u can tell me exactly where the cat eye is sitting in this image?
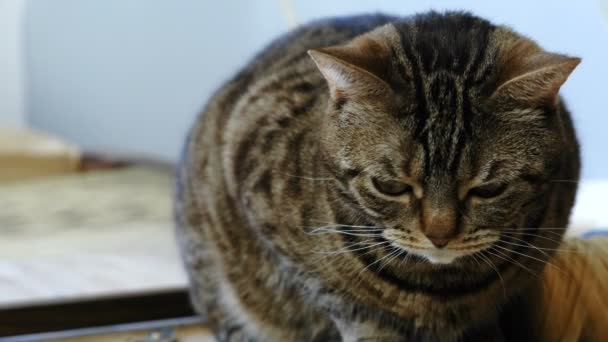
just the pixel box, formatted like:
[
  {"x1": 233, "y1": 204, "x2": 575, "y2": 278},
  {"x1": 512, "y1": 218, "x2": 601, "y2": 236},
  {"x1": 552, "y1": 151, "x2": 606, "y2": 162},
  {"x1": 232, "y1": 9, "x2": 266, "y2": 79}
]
[
  {"x1": 468, "y1": 183, "x2": 507, "y2": 199},
  {"x1": 372, "y1": 178, "x2": 412, "y2": 196}
]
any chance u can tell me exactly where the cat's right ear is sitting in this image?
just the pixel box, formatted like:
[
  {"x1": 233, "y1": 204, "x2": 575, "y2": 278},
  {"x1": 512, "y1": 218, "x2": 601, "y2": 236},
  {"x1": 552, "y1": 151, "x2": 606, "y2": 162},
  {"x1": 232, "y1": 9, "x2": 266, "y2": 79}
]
[{"x1": 307, "y1": 25, "x2": 396, "y2": 103}]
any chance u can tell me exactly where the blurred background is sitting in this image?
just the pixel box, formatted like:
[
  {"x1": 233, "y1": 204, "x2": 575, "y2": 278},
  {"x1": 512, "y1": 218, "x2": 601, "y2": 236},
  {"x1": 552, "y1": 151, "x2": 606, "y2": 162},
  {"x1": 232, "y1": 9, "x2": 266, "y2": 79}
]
[
  {"x1": 0, "y1": 0, "x2": 607, "y2": 337},
  {"x1": 1, "y1": 0, "x2": 606, "y2": 176}
]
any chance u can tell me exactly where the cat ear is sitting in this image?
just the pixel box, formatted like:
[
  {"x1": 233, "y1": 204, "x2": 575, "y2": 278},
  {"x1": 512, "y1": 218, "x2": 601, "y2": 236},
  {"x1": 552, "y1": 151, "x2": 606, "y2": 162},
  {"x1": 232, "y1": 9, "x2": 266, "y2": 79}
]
[
  {"x1": 492, "y1": 38, "x2": 580, "y2": 108},
  {"x1": 308, "y1": 25, "x2": 396, "y2": 102}
]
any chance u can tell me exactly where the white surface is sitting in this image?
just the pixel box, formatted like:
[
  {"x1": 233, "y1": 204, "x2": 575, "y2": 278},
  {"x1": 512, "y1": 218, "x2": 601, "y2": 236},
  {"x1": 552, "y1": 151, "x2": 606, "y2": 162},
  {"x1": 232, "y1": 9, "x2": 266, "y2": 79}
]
[
  {"x1": 0, "y1": 0, "x2": 26, "y2": 127},
  {"x1": 0, "y1": 222, "x2": 188, "y2": 309},
  {"x1": 0, "y1": 168, "x2": 188, "y2": 309}
]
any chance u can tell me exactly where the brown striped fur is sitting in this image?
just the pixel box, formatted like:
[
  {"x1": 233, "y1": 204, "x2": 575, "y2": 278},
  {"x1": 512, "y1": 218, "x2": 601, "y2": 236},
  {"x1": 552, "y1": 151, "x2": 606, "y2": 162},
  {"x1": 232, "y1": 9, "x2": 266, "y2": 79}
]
[{"x1": 175, "y1": 12, "x2": 581, "y2": 341}]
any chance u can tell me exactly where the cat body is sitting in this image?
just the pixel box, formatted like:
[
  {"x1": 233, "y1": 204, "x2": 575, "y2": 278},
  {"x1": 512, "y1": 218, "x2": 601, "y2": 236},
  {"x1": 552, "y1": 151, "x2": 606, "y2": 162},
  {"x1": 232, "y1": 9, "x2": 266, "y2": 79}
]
[{"x1": 175, "y1": 12, "x2": 580, "y2": 341}]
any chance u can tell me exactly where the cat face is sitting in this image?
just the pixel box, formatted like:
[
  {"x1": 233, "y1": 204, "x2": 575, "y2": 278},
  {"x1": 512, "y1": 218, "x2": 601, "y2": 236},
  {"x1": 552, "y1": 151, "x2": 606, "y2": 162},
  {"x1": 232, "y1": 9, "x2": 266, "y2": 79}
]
[
  {"x1": 323, "y1": 97, "x2": 558, "y2": 264},
  {"x1": 310, "y1": 21, "x2": 579, "y2": 264}
]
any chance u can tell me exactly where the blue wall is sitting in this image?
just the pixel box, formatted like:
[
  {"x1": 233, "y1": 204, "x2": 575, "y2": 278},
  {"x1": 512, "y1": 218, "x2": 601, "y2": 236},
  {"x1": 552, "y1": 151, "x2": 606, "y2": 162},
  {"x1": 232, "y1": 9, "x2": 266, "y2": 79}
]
[
  {"x1": 25, "y1": 0, "x2": 608, "y2": 178},
  {"x1": 25, "y1": 1, "x2": 283, "y2": 160}
]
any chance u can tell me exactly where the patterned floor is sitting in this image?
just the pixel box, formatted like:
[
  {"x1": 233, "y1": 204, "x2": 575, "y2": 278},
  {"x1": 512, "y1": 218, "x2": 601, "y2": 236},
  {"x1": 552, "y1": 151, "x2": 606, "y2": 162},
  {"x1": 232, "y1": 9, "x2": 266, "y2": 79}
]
[{"x1": 0, "y1": 167, "x2": 187, "y2": 308}]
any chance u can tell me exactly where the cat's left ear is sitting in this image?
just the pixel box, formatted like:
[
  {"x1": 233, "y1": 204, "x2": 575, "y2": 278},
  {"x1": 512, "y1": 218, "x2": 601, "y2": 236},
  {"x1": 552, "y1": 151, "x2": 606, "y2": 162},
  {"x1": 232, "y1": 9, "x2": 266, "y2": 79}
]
[
  {"x1": 492, "y1": 36, "x2": 581, "y2": 109},
  {"x1": 308, "y1": 24, "x2": 397, "y2": 103}
]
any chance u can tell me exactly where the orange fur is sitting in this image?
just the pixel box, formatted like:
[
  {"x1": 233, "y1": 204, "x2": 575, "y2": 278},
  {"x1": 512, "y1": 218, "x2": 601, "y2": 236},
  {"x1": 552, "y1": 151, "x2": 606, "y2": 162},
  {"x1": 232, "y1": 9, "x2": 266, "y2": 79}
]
[{"x1": 534, "y1": 237, "x2": 608, "y2": 341}]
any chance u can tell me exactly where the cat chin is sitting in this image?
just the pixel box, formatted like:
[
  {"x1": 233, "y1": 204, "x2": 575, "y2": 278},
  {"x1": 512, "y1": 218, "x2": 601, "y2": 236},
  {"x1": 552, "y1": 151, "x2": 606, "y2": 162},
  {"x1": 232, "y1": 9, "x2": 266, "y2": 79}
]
[
  {"x1": 416, "y1": 249, "x2": 464, "y2": 264},
  {"x1": 392, "y1": 243, "x2": 467, "y2": 264},
  {"x1": 423, "y1": 255, "x2": 458, "y2": 264}
]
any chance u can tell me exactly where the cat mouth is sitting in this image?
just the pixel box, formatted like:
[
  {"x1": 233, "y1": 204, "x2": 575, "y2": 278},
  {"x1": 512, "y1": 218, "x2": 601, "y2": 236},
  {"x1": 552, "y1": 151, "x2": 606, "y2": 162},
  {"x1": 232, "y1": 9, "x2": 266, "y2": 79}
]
[
  {"x1": 390, "y1": 241, "x2": 496, "y2": 265},
  {"x1": 381, "y1": 228, "x2": 500, "y2": 264}
]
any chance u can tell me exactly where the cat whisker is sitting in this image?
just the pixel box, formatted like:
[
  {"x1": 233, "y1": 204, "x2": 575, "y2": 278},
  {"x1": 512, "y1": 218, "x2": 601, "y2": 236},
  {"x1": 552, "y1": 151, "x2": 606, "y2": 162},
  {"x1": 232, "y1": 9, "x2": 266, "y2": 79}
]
[
  {"x1": 500, "y1": 232, "x2": 564, "y2": 245},
  {"x1": 311, "y1": 231, "x2": 383, "y2": 236},
  {"x1": 475, "y1": 252, "x2": 506, "y2": 298},
  {"x1": 307, "y1": 220, "x2": 379, "y2": 228},
  {"x1": 310, "y1": 244, "x2": 392, "y2": 272},
  {"x1": 309, "y1": 226, "x2": 381, "y2": 232},
  {"x1": 390, "y1": 242, "x2": 432, "y2": 250},
  {"x1": 469, "y1": 252, "x2": 489, "y2": 270},
  {"x1": 356, "y1": 246, "x2": 400, "y2": 276},
  {"x1": 482, "y1": 227, "x2": 567, "y2": 242},
  {"x1": 308, "y1": 227, "x2": 381, "y2": 233},
  {"x1": 398, "y1": 249, "x2": 414, "y2": 267},
  {"x1": 377, "y1": 248, "x2": 406, "y2": 273},
  {"x1": 501, "y1": 234, "x2": 579, "y2": 254},
  {"x1": 499, "y1": 228, "x2": 565, "y2": 238},
  {"x1": 305, "y1": 222, "x2": 382, "y2": 236},
  {"x1": 492, "y1": 244, "x2": 566, "y2": 275},
  {"x1": 449, "y1": 240, "x2": 497, "y2": 251},
  {"x1": 488, "y1": 249, "x2": 538, "y2": 277},
  {"x1": 469, "y1": 253, "x2": 481, "y2": 266},
  {"x1": 307, "y1": 228, "x2": 383, "y2": 237},
  {"x1": 484, "y1": 247, "x2": 538, "y2": 277},
  {"x1": 350, "y1": 245, "x2": 396, "y2": 288},
  {"x1": 352, "y1": 249, "x2": 401, "y2": 289},
  {"x1": 313, "y1": 240, "x2": 390, "y2": 255},
  {"x1": 499, "y1": 227, "x2": 567, "y2": 230},
  {"x1": 495, "y1": 239, "x2": 553, "y2": 259}
]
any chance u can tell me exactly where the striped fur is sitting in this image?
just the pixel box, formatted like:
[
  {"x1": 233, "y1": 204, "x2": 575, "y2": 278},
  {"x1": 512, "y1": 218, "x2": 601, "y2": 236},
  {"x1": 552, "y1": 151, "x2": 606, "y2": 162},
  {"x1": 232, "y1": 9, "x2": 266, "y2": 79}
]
[{"x1": 175, "y1": 11, "x2": 580, "y2": 341}]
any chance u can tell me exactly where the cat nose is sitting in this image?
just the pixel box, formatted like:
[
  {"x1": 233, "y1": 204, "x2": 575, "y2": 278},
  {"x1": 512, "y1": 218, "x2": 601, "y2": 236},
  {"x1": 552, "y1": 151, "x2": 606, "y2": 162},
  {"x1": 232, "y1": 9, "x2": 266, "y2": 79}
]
[
  {"x1": 425, "y1": 235, "x2": 451, "y2": 248},
  {"x1": 421, "y1": 198, "x2": 458, "y2": 249}
]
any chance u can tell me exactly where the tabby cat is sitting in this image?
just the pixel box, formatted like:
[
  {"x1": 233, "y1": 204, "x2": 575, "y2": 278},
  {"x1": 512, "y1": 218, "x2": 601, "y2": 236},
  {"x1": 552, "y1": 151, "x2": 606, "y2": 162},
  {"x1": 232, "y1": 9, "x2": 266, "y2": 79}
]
[{"x1": 175, "y1": 11, "x2": 580, "y2": 341}]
